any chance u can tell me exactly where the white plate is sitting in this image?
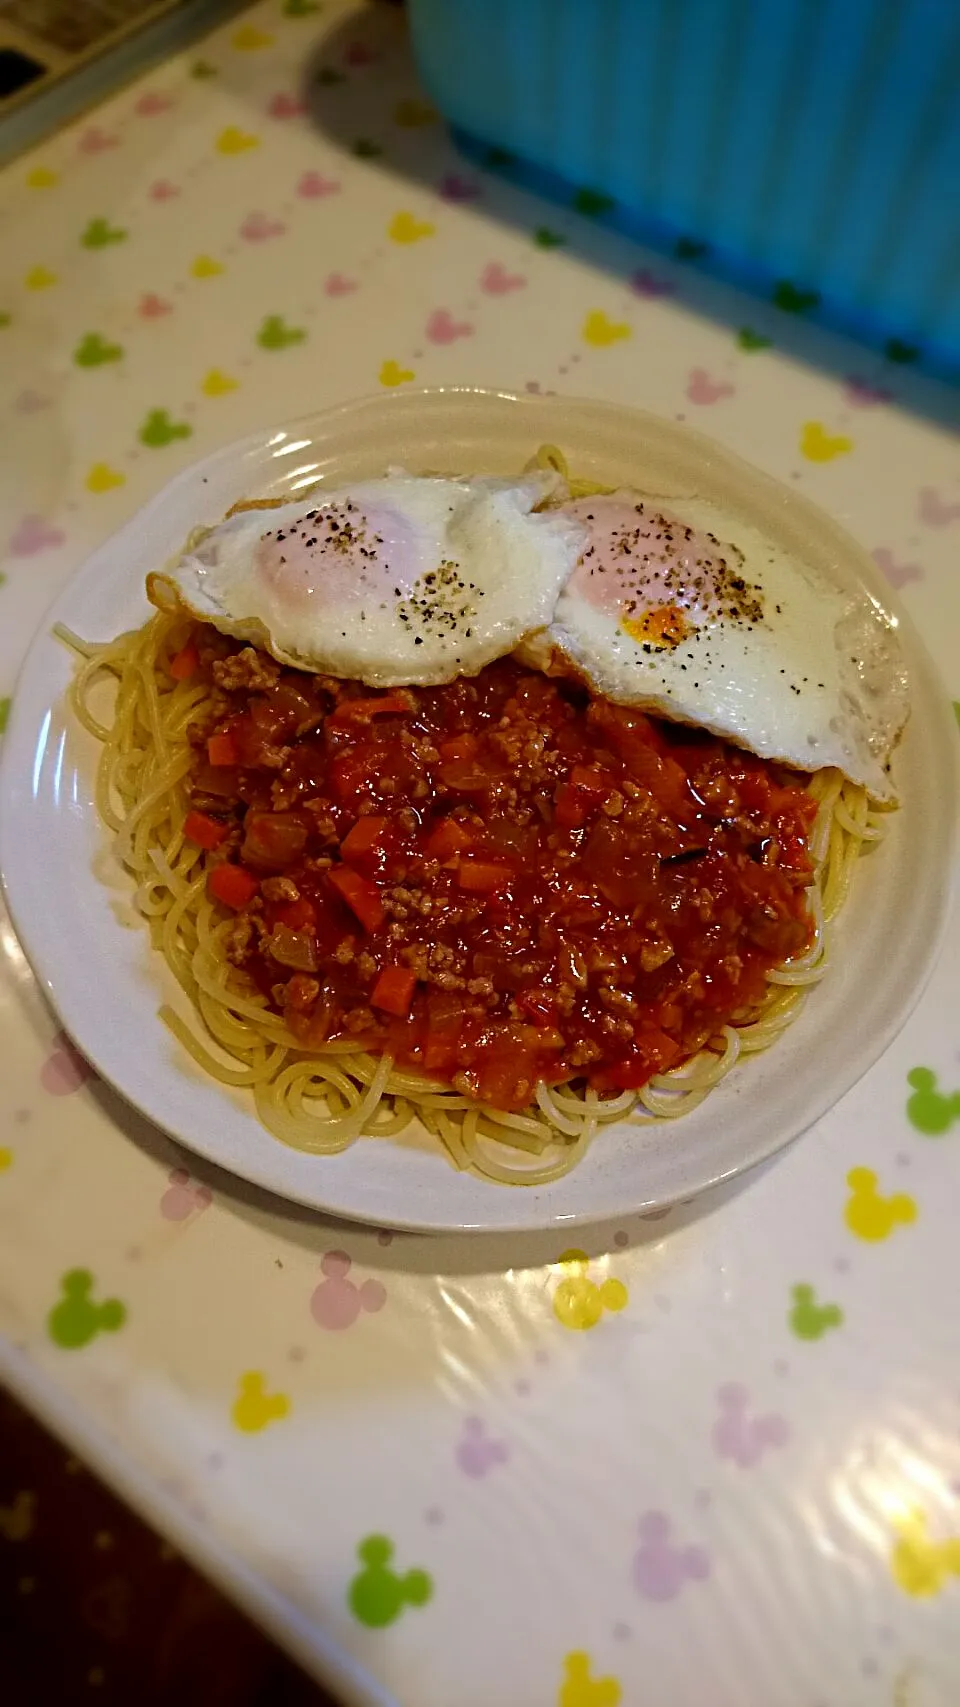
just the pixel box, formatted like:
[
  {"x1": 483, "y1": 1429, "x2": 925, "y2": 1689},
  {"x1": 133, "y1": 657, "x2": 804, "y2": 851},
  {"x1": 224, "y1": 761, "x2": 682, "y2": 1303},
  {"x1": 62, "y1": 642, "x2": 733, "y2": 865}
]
[{"x1": 1, "y1": 388, "x2": 956, "y2": 1232}]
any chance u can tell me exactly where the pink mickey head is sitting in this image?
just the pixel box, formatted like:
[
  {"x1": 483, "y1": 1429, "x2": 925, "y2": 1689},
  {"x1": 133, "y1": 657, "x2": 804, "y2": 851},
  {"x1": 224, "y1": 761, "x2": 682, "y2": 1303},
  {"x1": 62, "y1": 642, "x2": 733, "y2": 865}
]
[
  {"x1": 712, "y1": 1382, "x2": 790, "y2": 1469},
  {"x1": 269, "y1": 92, "x2": 305, "y2": 119},
  {"x1": 310, "y1": 1251, "x2": 386, "y2": 1331},
  {"x1": 160, "y1": 1167, "x2": 213, "y2": 1222},
  {"x1": 9, "y1": 515, "x2": 65, "y2": 556},
  {"x1": 15, "y1": 390, "x2": 52, "y2": 414},
  {"x1": 79, "y1": 126, "x2": 118, "y2": 154},
  {"x1": 149, "y1": 180, "x2": 180, "y2": 201},
  {"x1": 456, "y1": 1417, "x2": 510, "y2": 1479},
  {"x1": 297, "y1": 171, "x2": 340, "y2": 199},
  {"x1": 324, "y1": 272, "x2": 358, "y2": 297},
  {"x1": 139, "y1": 292, "x2": 172, "y2": 319},
  {"x1": 480, "y1": 262, "x2": 526, "y2": 295},
  {"x1": 630, "y1": 269, "x2": 676, "y2": 298},
  {"x1": 687, "y1": 367, "x2": 735, "y2": 404},
  {"x1": 633, "y1": 1511, "x2": 710, "y2": 1601},
  {"x1": 843, "y1": 376, "x2": 893, "y2": 407},
  {"x1": 440, "y1": 175, "x2": 481, "y2": 203},
  {"x1": 426, "y1": 309, "x2": 473, "y2": 345},
  {"x1": 918, "y1": 487, "x2": 960, "y2": 527},
  {"x1": 136, "y1": 91, "x2": 173, "y2": 116},
  {"x1": 345, "y1": 40, "x2": 379, "y2": 65},
  {"x1": 872, "y1": 548, "x2": 923, "y2": 590},
  {"x1": 41, "y1": 1030, "x2": 94, "y2": 1095},
  {"x1": 241, "y1": 211, "x2": 286, "y2": 242}
]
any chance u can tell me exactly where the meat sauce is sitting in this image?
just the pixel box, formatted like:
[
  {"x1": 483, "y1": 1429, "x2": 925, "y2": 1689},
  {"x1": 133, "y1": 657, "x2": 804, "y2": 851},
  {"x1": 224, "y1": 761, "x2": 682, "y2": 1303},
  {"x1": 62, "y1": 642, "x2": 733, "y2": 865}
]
[{"x1": 178, "y1": 632, "x2": 817, "y2": 1112}]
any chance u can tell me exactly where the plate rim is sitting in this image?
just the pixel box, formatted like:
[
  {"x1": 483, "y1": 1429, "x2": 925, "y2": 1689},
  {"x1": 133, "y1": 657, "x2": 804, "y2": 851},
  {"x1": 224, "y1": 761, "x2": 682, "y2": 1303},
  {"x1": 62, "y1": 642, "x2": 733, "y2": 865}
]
[{"x1": 2, "y1": 387, "x2": 957, "y2": 1233}]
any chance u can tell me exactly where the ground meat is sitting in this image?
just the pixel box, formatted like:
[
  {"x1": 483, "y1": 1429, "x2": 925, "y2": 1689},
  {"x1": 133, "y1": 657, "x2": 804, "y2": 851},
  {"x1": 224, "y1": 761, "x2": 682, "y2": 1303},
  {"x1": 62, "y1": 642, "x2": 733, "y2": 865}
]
[
  {"x1": 640, "y1": 940, "x2": 675, "y2": 973},
  {"x1": 356, "y1": 950, "x2": 377, "y2": 981},
  {"x1": 284, "y1": 974, "x2": 320, "y2": 1013},
  {"x1": 225, "y1": 911, "x2": 263, "y2": 967},
  {"x1": 212, "y1": 647, "x2": 282, "y2": 694},
  {"x1": 567, "y1": 1039, "x2": 603, "y2": 1067},
  {"x1": 261, "y1": 876, "x2": 300, "y2": 903}
]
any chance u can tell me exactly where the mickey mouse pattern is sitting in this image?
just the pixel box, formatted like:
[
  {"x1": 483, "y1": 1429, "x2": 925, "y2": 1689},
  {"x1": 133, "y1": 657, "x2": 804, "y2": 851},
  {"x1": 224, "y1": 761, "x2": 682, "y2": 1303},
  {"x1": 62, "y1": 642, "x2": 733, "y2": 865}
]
[{"x1": 0, "y1": 1, "x2": 959, "y2": 1704}]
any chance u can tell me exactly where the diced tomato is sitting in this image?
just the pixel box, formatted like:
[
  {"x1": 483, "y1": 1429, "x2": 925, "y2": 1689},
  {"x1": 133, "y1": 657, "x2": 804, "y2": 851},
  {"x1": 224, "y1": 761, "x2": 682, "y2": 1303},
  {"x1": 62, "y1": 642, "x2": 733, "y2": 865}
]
[
  {"x1": 457, "y1": 858, "x2": 514, "y2": 893},
  {"x1": 569, "y1": 764, "x2": 610, "y2": 796},
  {"x1": 208, "y1": 863, "x2": 258, "y2": 909},
  {"x1": 425, "y1": 818, "x2": 474, "y2": 861},
  {"x1": 330, "y1": 752, "x2": 372, "y2": 803},
  {"x1": 371, "y1": 966, "x2": 417, "y2": 1017},
  {"x1": 340, "y1": 816, "x2": 387, "y2": 862},
  {"x1": 554, "y1": 783, "x2": 587, "y2": 829},
  {"x1": 423, "y1": 1024, "x2": 462, "y2": 1073},
  {"x1": 274, "y1": 897, "x2": 316, "y2": 932},
  {"x1": 207, "y1": 731, "x2": 239, "y2": 768},
  {"x1": 439, "y1": 734, "x2": 478, "y2": 761},
  {"x1": 329, "y1": 865, "x2": 384, "y2": 932},
  {"x1": 329, "y1": 695, "x2": 410, "y2": 725},
  {"x1": 168, "y1": 640, "x2": 199, "y2": 681},
  {"x1": 589, "y1": 1025, "x2": 680, "y2": 1091},
  {"x1": 183, "y1": 809, "x2": 230, "y2": 851}
]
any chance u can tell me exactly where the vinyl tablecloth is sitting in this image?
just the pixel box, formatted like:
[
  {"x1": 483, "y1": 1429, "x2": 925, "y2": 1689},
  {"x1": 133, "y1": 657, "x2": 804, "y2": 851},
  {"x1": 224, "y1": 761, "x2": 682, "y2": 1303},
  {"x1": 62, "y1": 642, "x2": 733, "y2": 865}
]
[{"x1": 2, "y1": 4, "x2": 960, "y2": 1704}]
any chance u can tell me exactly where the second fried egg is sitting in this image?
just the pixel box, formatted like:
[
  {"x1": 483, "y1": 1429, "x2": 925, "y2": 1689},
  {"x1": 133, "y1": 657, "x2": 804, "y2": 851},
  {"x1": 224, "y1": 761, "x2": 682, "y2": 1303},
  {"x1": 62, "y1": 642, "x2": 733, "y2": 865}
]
[{"x1": 519, "y1": 491, "x2": 908, "y2": 802}]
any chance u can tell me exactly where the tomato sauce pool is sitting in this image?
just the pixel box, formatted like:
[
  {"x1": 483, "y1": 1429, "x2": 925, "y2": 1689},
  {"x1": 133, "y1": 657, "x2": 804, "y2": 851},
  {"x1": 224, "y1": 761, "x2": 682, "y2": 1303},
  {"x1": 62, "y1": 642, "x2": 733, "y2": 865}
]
[{"x1": 179, "y1": 634, "x2": 817, "y2": 1112}]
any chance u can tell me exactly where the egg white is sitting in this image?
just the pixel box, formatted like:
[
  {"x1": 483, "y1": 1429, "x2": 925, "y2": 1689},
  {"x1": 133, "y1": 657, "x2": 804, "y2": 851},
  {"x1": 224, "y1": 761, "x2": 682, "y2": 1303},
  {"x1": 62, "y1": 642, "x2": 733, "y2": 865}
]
[
  {"x1": 519, "y1": 491, "x2": 908, "y2": 802},
  {"x1": 166, "y1": 472, "x2": 586, "y2": 689}
]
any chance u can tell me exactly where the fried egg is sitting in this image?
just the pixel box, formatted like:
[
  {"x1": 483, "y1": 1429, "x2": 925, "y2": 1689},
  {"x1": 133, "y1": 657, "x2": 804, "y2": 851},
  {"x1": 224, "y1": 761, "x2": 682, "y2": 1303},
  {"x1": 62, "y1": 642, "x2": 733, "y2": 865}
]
[
  {"x1": 519, "y1": 491, "x2": 908, "y2": 802},
  {"x1": 164, "y1": 472, "x2": 586, "y2": 688}
]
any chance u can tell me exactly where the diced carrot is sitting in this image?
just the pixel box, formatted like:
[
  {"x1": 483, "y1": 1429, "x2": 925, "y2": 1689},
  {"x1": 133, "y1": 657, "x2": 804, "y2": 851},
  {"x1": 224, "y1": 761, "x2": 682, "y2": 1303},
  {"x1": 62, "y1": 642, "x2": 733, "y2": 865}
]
[
  {"x1": 329, "y1": 865, "x2": 384, "y2": 932},
  {"x1": 274, "y1": 897, "x2": 316, "y2": 932},
  {"x1": 425, "y1": 818, "x2": 474, "y2": 861},
  {"x1": 169, "y1": 640, "x2": 199, "y2": 682},
  {"x1": 438, "y1": 734, "x2": 478, "y2": 761},
  {"x1": 554, "y1": 783, "x2": 587, "y2": 829},
  {"x1": 208, "y1": 863, "x2": 258, "y2": 910},
  {"x1": 184, "y1": 809, "x2": 230, "y2": 851},
  {"x1": 569, "y1": 764, "x2": 610, "y2": 796},
  {"x1": 371, "y1": 966, "x2": 417, "y2": 1017},
  {"x1": 330, "y1": 695, "x2": 410, "y2": 724},
  {"x1": 457, "y1": 858, "x2": 514, "y2": 893},
  {"x1": 207, "y1": 731, "x2": 239, "y2": 768},
  {"x1": 340, "y1": 816, "x2": 387, "y2": 862}
]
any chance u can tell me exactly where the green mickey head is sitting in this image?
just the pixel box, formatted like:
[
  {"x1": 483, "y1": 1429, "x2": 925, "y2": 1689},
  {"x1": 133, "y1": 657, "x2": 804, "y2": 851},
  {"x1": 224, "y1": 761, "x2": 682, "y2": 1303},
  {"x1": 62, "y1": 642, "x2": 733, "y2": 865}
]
[
  {"x1": 81, "y1": 217, "x2": 128, "y2": 249},
  {"x1": 674, "y1": 236, "x2": 709, "y2": 260},
  {"x1": 139, "y1": 408, "x2": 192, "y2": 448},
  {"x1": 737, "y1": 327, "x2": 772, "y2": 352},
  {"x1": 74, "y1": 331, "x2": 124, "y2": 368},
  {"x1": 256, "y1": 314, "x2": 307, "y2": 351},
  {"x1": 772, "y1": 280, "x2": 820, "y2": 314},
  {"x1": 789, "y1": 1283, "x2": 843, "y2": 1342},
  {"x1": 573, "y1": 187, "x2": 615, "y2": 218},
  {"x1": 906, "y1": 1067, "x2": 960, "y2": 1136},
  {"x1": 48, "y1": 1269, "x2": 126, "y2": 1349},
  {"x1": 348, "y1": 1535, "x2": 432, "y2": 1628}
]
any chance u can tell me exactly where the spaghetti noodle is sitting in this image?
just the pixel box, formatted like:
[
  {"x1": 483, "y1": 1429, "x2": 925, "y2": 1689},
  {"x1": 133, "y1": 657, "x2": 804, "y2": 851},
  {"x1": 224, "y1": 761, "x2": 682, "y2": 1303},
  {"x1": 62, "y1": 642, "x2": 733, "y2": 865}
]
[{"x1": 60, "y1": 451, "x2": 890, "y2": 1185}]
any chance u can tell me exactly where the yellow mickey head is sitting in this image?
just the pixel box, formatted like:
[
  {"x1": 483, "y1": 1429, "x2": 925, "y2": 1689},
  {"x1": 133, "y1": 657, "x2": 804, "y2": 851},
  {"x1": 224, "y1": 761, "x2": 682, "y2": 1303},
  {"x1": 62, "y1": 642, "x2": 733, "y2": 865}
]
[
  {"x1": 216, "y1": 126, "x2": 260, "y2": 156},
  {"x1": 891, "y1": 1512, "x2": 960, "y2": 1597},
  {"x1": 388, "y1": 211, "x2": 435, "y2": 244},
  {"x1": 559, "y1": 1651, "x2": 622, "y2": 1707},
  {"x1": 379, "y1": 359, "x2": 415, "y2": 387},
  {"x1": 191, "y1": 254, "x2": 225, "y2": 279},
  {"x1": 201, "y1": 368, "x2": 239, "y2": 396},
  {"x1": 25, "y1": 265, "x2": 57, "y2": 290},
  {"x1": 394, "y1": 98, "x2": 437, "y2": 128},
  {"x1": 800, "y1": 421, "x2": 853, "y2": 462},
  {"x1": 232, "y1": 26, "x2": 274, "y2": 50},
  {"x1": 26, "y1": 167, "x2": 58, "y2": 189},
  {"x1": 232, "y1": 1371, "x2": 290, "y2": 1433},
  {"x1": 85, "y1": 463, "x2": 125, "y2": 494},
  {"x1": 552, "y1": 1249, "x2": 628, "y2": 1330},
  {"x1": 0, "y1": 1148, "x2": 12, "y2": 1171},
  {"x1": 582, "y1": 310, "x2": 632, "y2": 347},
  {"x1": 844, "y1": 1167, "x2": 917, "y2": 1242}
]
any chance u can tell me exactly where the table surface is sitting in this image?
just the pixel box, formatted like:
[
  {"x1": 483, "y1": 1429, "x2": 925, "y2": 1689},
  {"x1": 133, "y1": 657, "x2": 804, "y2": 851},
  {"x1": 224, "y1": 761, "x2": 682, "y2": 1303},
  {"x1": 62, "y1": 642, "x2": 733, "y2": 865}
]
[{"x1": 2, "y1": 4, "x2": 960, "y2": 1705}]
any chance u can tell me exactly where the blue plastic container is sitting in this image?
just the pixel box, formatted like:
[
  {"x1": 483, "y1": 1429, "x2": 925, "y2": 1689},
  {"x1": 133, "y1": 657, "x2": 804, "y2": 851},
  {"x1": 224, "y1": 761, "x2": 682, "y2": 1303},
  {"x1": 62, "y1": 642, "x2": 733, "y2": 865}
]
[{"x1": 407, "y1": 0, "x2": 960, "y2": 378}]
